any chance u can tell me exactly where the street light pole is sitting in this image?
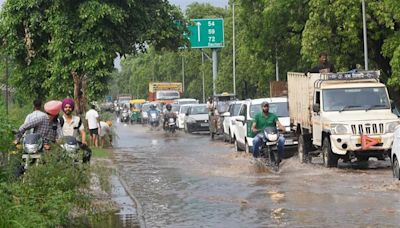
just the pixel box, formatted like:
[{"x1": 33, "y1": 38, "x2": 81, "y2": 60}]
[
  {"x1": 182, "y1": 54, "x2": 185, "y2": 93},
  {"x1": 232, "y1": 2, "x2": 236, "y2": 95},
  {"x1": 275, "y1": 46, "x2": 279, "y2": 81},
  {"x1": 362, "y1": 0, "x2": 369, "y2": 70}
]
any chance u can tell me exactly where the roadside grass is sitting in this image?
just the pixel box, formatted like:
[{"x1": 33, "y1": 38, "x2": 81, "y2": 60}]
[{"x1": 92, "y1": 147, "x2": 111, "y2": 158}]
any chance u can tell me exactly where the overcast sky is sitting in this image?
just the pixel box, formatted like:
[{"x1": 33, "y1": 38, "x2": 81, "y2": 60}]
[{"x1": 169, "y1": 0, "x2": 228, "y2": 10}]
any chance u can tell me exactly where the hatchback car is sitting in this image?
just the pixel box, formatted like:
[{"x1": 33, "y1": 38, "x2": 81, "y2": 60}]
[{"x1": 184, "y1": 104, "x2": 209, "y2": 133}]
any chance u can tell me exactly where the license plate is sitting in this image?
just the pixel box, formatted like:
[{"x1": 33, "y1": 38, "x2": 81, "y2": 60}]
[
  {"x1": 357, "y1": 136, "x2": 381, "y2": 144},
  {"x1": 200, "y1": 123, "x2": 209, "y2": 127},
  {"x1": 285, "y1": 139, "x2": 294, "y2": 145}
]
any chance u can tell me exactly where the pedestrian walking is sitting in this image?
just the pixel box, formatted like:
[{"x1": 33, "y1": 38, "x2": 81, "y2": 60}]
[{"x1": 85, "y1": 104, "x2": 100, "y2": 147}]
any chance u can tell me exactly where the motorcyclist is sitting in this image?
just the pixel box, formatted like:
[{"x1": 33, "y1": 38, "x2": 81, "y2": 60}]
[
  {"x1": 251, "y1": 101, "x2": 286, "y2": 162},
  {"x1": 163, "y1": 104, "x2": 177, "y2": 130},
  {"x1": 147, "y1": 104, "x2": 159, "y2": 116},
  {"x1": 14, "y1": 100, "x2": 62, "y2": 150}
]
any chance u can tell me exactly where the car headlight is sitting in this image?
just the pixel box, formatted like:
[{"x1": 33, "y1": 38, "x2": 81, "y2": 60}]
[
  {"x1": 330, "y1": 124, "x2": 350, "y2": 135},
  {"x1": 386, "y1": 121, "x2": 400, "y2": 133},
  {"x1": 186, "y1": 117, "x2": 196, "y2": 123}
]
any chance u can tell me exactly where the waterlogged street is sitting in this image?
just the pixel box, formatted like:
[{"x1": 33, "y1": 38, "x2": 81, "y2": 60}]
[{"x1": 112, "y1": 122, "x2": 400, "y2": 227}]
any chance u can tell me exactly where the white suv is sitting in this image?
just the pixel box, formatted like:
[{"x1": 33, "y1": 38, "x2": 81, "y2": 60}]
[
  {"x1": 222, "y1": 101, "x2": 245, "y2": 143},
  {"x1": 177, "y1": 104, "x2": 192, "y2": 129},
  {"x1": 391, "y1": 127, "x2": 400, "y2": 180},
  {"x1": 233, "y1": 97, "x2": 297, "y2": 153}
]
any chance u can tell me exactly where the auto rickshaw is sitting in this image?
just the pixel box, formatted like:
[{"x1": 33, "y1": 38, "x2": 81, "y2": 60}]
[
  {"x1": 209, "y1": 93, "x2": 237, "y2": 139},
  {"x1": 129, "y1": 99, "x2": 146, "y2": 124}
]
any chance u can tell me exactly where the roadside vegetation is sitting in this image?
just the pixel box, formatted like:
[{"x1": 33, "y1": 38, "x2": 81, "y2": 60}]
[{"x1": 0, "y1": 104, "x2": 112, "y2": 227}]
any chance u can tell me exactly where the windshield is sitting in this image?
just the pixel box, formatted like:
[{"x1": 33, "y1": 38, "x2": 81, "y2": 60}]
[
  {"x1": 250, "y1": 102, "x2": 289, "y2": 118},
  {"x1": 323, "y1": 87, "x2": 390, "y2": 112},
  {"x1": 142, "y1": 104, "x2": 150, "y2": 111},
  {"x1": 232, "y1": 104, "x2": 242, "y2": 116},
  {"x1": 179, "y1": 100, "x2": 198, "y2": 105},
  {"x1": 216, "y1": 101, "x2": 231, "y2": 113},
  {"x1": 156, "y1": 91, "x2": 180, "y2": 100},
  {"x1": 191, "y1": 106, "x2": 208, "y2": 115},
  {"x1": 180, "y1": 106, "x2": 190, "y2": 113},
  {"x1": 171, "y1": 104, "x2": 180, "y2": 112}
]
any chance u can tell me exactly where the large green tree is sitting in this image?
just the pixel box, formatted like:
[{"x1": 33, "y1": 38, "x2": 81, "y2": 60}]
[{"x1": 0, "y1": 0, "x2": 184, "y2": 113}]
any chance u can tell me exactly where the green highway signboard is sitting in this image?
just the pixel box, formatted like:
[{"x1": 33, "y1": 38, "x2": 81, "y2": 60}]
[{"x1": 187, "y1": 18, "x2": 224, "y2": 49}]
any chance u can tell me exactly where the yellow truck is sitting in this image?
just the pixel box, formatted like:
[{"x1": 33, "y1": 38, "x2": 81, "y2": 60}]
[
  {"x1": 288, "y1": 71, "x2": 399, "y2": 167},
  {"x1": 148, "y1": 82, "x2": 183, "y2": 104}
]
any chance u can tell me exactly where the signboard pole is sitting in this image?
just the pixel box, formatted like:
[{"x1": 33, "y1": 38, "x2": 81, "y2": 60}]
[
  {"x1": 202, "y1": 51, "x2": 205, "y2": 103},
  {"x1": 212, "y1": 49, "x2": 218, "y2": 95}
]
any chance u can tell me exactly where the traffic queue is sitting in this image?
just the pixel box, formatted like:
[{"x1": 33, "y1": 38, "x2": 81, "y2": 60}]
[{"x1": 110, "y1": 70, "x2": 400, "y2": 179}]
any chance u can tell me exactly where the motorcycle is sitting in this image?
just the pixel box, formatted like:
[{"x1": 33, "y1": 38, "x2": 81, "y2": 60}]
[
  {"x1": 121, "y1": 110, "x2": 130, "y2": 123},
  {"x1": 13, "y1": 131, "x2": 44, "y2": 174},
  {"x1": 148, "y1": 110, "x2": 160, "y2": 129},
  {"x1": 60, "y1": 136, "x2": 91, "y2": 163},
  {"x1": 165, "y1": 117, "x2": 177, "y2": 133},
  {"x1": 258, "y1": 127, "x2": 281, "y2": 172}
]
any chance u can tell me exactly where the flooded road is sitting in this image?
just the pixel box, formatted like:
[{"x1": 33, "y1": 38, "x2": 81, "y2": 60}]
[{"x1": 112, "y1": 122, "x2": 400, "y2": 227}]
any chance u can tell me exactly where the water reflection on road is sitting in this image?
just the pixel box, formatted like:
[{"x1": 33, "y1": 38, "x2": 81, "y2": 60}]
[{"x1": 113, "y1": 123, "x2": 400, "y2": 227}]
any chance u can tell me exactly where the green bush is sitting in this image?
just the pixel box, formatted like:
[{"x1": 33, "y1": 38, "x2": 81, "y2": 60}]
[{"x1": 0, "y1": 148, "x2": 92, "y2": 227}]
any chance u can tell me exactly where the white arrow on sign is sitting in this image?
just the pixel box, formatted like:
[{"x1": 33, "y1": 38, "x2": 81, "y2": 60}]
[{"x1": 196, "y1": 22, "x2": 201, "y2": 42}]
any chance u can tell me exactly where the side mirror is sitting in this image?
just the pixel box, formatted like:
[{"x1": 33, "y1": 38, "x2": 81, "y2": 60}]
[
  {"x1": 313, "y1": 103, "x2": 320, "y2": 113},
  {"x1": 185, "y1": 112, "x2": 189, "y2": 116},
  {"x1": 390, "y1": 100, "x2": 395, "y2": 109},
  {"x1": 235, "y1": 116, "x2": 245, "y2": 122},
  {"x1": 222, "y1": 112, "x2": 230, "y2": 117}
]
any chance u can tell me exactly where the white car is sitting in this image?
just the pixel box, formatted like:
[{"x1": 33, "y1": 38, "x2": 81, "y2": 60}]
[
  {"x1": 391, "y1": 127, "x2": 400, "y2": 180},
  {"x1": 233, "y1": 97, "x2": 297, "y2": 153},
  {"x1": 183, "y1": 104, "x2": 209, "y2": 133},
  {"x1": 222, "y1": 101, "x2": 245, "y2": 143},
  {"x1": 177, "y1": 104, "x2": 192, "y2": 129}
]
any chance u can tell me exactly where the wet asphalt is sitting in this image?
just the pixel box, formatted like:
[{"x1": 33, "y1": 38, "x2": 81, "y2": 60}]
[{"x1": 111, "y1": 121, "x2": 400, "y2": 228}]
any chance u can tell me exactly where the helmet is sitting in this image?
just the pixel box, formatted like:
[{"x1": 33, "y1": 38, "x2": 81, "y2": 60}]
[
  {"x1": 106, "y1": 120, "x2": 113, "y2": 127},
  {"x1": 44, "y1": 100, "x2": 62, "y2": 116},
  {"x1": 166, "y1": 104, "x2": 172, "y2": 111}
]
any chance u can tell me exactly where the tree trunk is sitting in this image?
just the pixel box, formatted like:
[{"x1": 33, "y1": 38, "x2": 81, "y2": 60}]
[
  {"x1": 72, "y1": 71, "x2": 84, "y2": 115},
  {"x1": 81, "y1": 75, "x2": 87, "y2": 115}
]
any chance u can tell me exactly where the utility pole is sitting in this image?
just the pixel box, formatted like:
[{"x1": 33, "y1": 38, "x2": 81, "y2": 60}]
[
  {"x1": 362, "y1": 0, "x2": 369, "y2": 70},
  {"x1": 275, "y1": 46, "x2": 279, "y2": 81},
  {"x1": 212, "y1": 49, "x2": 218, "y2": 95},
  {"x1": 182, "y1": 54, "x2": 185, "y2": 93},
  {"x1": 232, "y1": 2, "x2": 236, "y2": 95}
]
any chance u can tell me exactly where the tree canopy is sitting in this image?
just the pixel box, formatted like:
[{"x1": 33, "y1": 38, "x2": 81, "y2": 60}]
[
  {"x1": 0, "y1": 0, "x2": 185, "y2": 110},
  {"x1": 1, "y1": 0, "x2": 400, "y2": 103}
]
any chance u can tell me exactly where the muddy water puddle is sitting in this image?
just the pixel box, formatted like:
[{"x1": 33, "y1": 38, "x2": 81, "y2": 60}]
[{"x1": 112, "y1": 123, "x2": 400, "y2": 227}]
